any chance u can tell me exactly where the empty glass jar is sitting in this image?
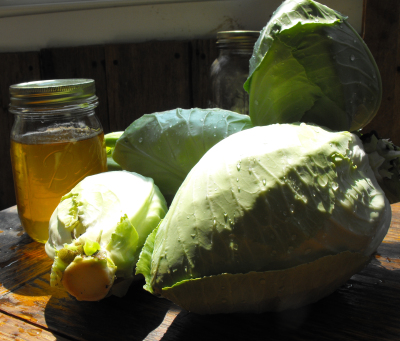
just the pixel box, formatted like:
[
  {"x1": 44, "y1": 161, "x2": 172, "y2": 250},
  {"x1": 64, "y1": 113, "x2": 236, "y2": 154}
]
[{"x1": 210, "y1": 30, "x2": 260, "y2": 115}]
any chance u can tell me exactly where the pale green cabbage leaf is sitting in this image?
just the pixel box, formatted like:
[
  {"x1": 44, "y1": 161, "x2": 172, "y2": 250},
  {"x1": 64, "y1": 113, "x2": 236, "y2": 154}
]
[
  {"x1": 136, "y1": 123, "x2": 391, "y2": 314},
  {"x1": 45, "y1": 171, "x2": 167, "y2": 301}
]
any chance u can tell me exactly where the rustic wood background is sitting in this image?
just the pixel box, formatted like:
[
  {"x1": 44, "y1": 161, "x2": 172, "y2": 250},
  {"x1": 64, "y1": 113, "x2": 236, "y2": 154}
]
[
  {"x1": 0, "y1": 0, "x2": 399, "y2": 211},
  {"x1": 0, "y1": 40, "x2": 218, "y2": 211}
]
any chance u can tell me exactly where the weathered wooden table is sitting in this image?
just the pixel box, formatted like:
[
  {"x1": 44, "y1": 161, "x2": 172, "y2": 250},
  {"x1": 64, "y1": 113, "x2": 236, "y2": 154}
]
[{"x1": 1, "y1": 204, "x2": 399, "y2": 341}]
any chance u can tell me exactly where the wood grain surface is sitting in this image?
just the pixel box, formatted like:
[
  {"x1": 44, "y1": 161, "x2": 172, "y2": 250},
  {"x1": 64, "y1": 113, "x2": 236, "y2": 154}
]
[
  {"x1": 190, "y1": 39, "x2": 219, "y2": 109},
  {"x1": 0, "y1": 204, "x2": 399, "y2": 341},
  {"x1": 40, "y1": 45, "x2": 110, "y2": 134},
  {"x1": 105, "y1": 41, "x2": 193, "y2": 132},
  {"x1": 0, "y1": 52, "x2": 41, "y2": 212},
  {"x1": 362, "y1": 0, "x2": 400, "y2": 145}
]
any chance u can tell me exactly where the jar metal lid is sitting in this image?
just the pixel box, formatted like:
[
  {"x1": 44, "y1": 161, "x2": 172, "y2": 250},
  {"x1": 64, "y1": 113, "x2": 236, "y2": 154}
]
[
  {"x1": 216, "y1": 30, "x2": 260, "y2": 49},
  {"x1": 9, "y1": 79, "x2": 98, "y2": 113}
]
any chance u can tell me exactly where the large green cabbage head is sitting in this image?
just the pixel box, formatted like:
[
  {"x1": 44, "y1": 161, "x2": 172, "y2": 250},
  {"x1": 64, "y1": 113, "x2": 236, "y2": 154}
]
[
  {"x1": 137, "y1": 123, "x2": 391, "y2": 314},
  {"x1": 45, "y1": 171, "x2": 167, "y2": 301},
  {"x1": 244, "y1": 0, "x2": 382, "y2": 132}
]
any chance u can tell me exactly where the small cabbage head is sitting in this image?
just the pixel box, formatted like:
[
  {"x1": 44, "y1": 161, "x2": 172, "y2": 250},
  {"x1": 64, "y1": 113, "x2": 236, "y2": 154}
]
[
  {"x1": 45, "y1": 171, "x2": 167, "y2": 301},
  {"x1": 112, "y1": 108, "x2": 253, "y2": 203},
  {"x1": 244, "y1": 0, "x2": 382, "y2": 132},
  {"x1": 137, "y1": 123, "x2": 391, "y2": 314}
]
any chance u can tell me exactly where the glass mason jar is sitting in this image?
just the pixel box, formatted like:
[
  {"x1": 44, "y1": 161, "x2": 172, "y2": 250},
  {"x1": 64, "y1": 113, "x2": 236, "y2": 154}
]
[
  {"x1": 210, "y1": 30, "x2": 259, "y2": 115},
  {"x1": 9, "y1": 79, "x2": 107, "y2": 243}
]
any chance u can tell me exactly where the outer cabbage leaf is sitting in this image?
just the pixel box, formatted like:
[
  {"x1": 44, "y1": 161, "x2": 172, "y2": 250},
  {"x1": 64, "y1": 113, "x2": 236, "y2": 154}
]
[
  {"x1": 244, "y1": 0, "x2": 382, "y2": 132},
  {"x1": 105, "y1": 131, "x2": 123, "y2": 171},
  {"x1": 106, "y1": 214, "x2": 139, "y2": 278},
  {"x1": 112, "y1": 108, "x2": 253, "y2": 203},
  {"x1": 160, "y1": 252, "x2": 367, "y2": 314},
  {"x1": 45, "y1": 171, "x2": 167, "y2": 300},
  {"x1": 137, "y1": 123, "x2": 391, "y2": 313}
]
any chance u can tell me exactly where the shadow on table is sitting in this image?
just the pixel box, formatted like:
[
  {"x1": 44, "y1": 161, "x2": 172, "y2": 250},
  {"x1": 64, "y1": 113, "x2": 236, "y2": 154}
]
[
  {"x1": 44, "y1": 279, "x2": 173, "y2": 341},
  {"x1": 0, "y1": 206, "x2": 31, "y2": 264},
  {"x1": 160, "y1": 274, "x2": 400, "y2": 341},
  {"x1": 36, "y1": 254, "x2": 399, "y2": 341}
]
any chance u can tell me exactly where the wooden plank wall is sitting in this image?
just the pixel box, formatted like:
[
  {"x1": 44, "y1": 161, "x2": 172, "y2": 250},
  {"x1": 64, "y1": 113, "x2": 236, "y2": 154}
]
[
  {"x1": 0, "y1": 53, "x2": 42, "y2": 212},
  {"x1": 0, "y1": 0, "x2": 399, "y2": 211},
  {"x1": 362, "y1": 0, "x2": 400, "y2": 142},
  {"x1": 0, "y1": 40, "x2": 218, "y2": 210}
]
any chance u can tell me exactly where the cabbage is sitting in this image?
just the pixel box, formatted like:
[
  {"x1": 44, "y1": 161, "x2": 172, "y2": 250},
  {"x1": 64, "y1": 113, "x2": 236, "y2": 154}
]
[
  {"x1": 136, "y1": 123, "x2": 391, "y2": 314},
  {"x1": 45, "y1": 171, "x2": 167, "y2": 301},
  {"x1": 244, "y1": 0, "x2": 382, "y2": 132},
  {"x1": 112, "y1": 108, "x2": 253, "y2": 203},
  {"x1": 105, "y1": 131, "x2": 123, "y2": 171}
]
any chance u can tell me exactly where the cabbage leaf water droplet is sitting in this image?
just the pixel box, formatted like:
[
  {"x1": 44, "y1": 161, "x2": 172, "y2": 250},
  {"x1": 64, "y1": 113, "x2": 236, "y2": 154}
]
[{"x1": 113, "y1": 108, "x2": 252, "y2": 203}]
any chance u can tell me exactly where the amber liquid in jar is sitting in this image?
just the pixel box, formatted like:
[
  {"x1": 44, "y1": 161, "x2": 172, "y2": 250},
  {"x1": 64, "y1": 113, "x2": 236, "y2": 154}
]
[{"x1": 10, "y1": 128, "x2": 107, "y2": 243}]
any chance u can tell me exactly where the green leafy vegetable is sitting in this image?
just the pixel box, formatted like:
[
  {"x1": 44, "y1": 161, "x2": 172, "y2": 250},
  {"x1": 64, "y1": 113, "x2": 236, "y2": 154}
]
[
  {"x1": 105, "y1": 132, "x2": 123, "y2": 171},
  {"x1": 112, "y1": 108, "x2": 253, "y2": 203},
  {"x1": 136, "y1": 123, "x2": 391, "y2": 314},
  {"x1": 45, "y1": 171, "x2": 167, "y2": 301},
  {"x1": 244, "y1": 0, "x2": 382, "y2": 132},
  {"x1": 106, "y1": 215, "x2": 139, "y2": 278},
  {"x1": 83, "y1": 239, "x2": 101, "y2": 256}
]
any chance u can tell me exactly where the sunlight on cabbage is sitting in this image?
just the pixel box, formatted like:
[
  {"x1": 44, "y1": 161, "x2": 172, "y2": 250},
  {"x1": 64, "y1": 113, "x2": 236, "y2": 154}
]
[
  {"x1": 244, "y1": 0, "x2": 382, "y2": 132},
  {"x1": 46, "y1": 171, "x2": 167, "y2": 301},
  {"x1": 137, "y1": 123, "x2": 391, "y2": 314}
]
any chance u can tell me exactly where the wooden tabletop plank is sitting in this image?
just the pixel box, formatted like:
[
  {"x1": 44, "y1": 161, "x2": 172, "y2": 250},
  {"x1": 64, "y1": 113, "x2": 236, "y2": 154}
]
[
  {"x1": 0, "y1": 312, "x2": 71, "y2": 341},
  {"x1": 0, "y1": 269, "x2": 176, "y2": 340},
  {"x1": 0, "y1": 204, "x2": 399, "y2": 340},
  {"x1": 0, "y1": 206, "x2": 52, "y2": 297}
]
